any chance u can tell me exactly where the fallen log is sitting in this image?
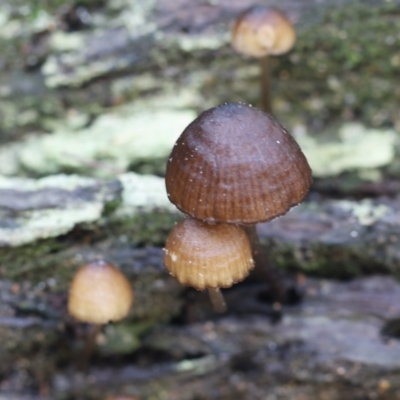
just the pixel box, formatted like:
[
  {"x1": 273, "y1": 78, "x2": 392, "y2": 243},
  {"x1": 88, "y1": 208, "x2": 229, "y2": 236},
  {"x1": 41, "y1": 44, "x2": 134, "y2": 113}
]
[{"x1": 2, "y1": 275, "x2": 400, "y2": 399}]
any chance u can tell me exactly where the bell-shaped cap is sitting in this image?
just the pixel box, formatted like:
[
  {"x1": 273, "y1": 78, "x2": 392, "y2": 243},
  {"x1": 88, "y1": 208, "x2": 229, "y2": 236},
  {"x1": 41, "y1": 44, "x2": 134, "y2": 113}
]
[
  {"x1": 166, "y1": 102, "x2": 312, "y2": 225},
  {"x1": 164, "y1": 218, "x2": 254, "y2": 290},
  {"x1": 68, "y1": 260, "x2": 133, "y2": 324},
  {"x1": 232, "y1": 6, "x2": 296, "y2": 58}
]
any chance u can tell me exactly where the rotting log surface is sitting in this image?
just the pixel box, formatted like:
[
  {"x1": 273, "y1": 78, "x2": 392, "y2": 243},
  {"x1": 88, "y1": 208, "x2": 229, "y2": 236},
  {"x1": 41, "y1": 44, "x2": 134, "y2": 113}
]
[
  {"x1": 1, "y1": 0, "x2": 399, "y2": 146},
  {"x1": 2, "y1": 275, "x2": 400, "y2": 399},
  {"x1": 259, "y1": 195, "x2": 400, "y2": 279},
  {"x1": 2, "y1": 0, "x2": 400, "y2": 398},
  {"x1": 2, "y1": 173, "x2": 400, "y2": 279},
  {"x1": 2, "y1": 173, "x2": 400, "y2": 398}
]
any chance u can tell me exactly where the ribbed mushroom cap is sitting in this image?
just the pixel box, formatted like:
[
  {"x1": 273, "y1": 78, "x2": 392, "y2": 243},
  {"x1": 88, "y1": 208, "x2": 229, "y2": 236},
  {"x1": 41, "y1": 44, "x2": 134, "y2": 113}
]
[
  {"x1": 166, "y1": 102, "x2": 312, "y2": 225},
  {"x1": 231, "y1": 6, "x2": 296, "y2": 58},
  {"x1": 164, "y1": 218, "x2": 254, "y2": 290},
  {"x1": 68, "y1": 260, "x2": 133, "y2": 324}
]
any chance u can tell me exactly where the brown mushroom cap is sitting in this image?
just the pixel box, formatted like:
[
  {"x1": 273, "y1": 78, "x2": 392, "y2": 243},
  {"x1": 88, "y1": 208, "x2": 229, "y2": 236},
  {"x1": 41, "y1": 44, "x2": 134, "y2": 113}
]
[
  {"x1": 68, "y1": 260, "x2": 133, "y2": 324},
  {"x1": 166, "y1": 102, "x2": 312, "y2": 225},
  {"x1": 231, "y1": 6, "x2": 296, "y2": 58},
  {"x1": 164, "y1": 218, "x2": 254, "y2": 290}
]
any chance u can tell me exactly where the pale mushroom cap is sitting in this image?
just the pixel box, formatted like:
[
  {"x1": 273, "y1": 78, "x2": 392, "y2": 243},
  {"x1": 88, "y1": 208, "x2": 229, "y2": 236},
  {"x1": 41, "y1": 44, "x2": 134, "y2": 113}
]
[
  {"x1": 68, "y1": 260, "x2": 133, "y2": 324},
  {"x1": 232, "y1": 6, "x2": 296, "y2": 57},
  {"x1": 164, "y1": 218, "x2": 254, "y2": 290}
]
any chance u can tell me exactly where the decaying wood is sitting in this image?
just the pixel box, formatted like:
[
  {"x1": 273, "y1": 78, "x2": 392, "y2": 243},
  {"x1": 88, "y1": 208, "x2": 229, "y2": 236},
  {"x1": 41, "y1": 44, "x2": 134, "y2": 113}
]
[
  {"x1": 1, "y1": 170, "x2": 400, "y2": 398},
  {"x1": 2, "y1": 275, "x2": 400, "y2": 399},
  {"x1": 258, "y1": 195, "x2": 400, "y2": 278},
  {"x1": 2, "y1": 172, "x2": 400, "y2": 277},
  {"x1": 2, "y1": 0, "x2": 400, "y2": 398}
]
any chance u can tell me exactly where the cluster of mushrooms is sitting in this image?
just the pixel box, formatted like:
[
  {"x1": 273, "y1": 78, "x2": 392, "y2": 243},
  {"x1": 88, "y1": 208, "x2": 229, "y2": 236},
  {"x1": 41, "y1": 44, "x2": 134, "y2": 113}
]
[
  {"x1": 162, "y1": 7, "x2": 311, "y2": 311},
  {"x1": 163, "y1": 102, "x2": 311, "y2": 311},
  {"x1": 65, "y1": 7, "x2": 310, "y2": 364}
]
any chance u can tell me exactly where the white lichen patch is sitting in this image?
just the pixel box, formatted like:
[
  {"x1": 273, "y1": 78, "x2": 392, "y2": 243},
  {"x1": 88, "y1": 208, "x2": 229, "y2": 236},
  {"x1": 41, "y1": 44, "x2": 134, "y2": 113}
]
[
  {"x1": 335, "y1": 199, "x2": 389, "y2": 226},
  {"x1": 0, "y1": 7, "x2": 53, "y2": 40},
  {"x1": 178, "y1": 33, "x2": 229, "y2": 52},
  {"x1": 0, "y1": 172, "x2": 178, "y2": 247},
  {"x1": 0, "y1": 174, "x2": 108, "y2": 246},
  {"x1": 295, "y1": 123, "x2": 397, "y2": 177},
  {"x1": 0, "y1": 174, "x2": 97, "y2": 191},
  {"x1": 42, "y1": 0, "x2": 158, "y2": 87},
  {"x1": 0, "y1": 109, "x2": 195, "y2": 178},
  {"x1": 49, "y1": 31, "x2": 86, "y2": 52},
  {"x1": 0, "y1": 204, "x2": 103, "y2": 247},
  {"x1": 115, "y1": 172, "x2": 175, "y2": 217}
]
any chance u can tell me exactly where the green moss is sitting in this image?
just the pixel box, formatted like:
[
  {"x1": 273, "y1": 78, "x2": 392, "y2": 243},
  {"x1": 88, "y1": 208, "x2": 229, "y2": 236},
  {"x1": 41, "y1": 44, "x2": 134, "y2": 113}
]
[
  {"x1": 274, "y1": 1, "x2": 400, "y2": 128},
  {"x1": 0, "y1": 209, "x2": 178, "y2": 282},
  {"x1": 113, "y1": 209, "x2": 180, "y2": 247},
  {"x1": 267, "y1": 240, "x2": 385, "y2": 279},
  {"x1": 0, "y1": 238, "x2": 67, "y2": 280},
  {"x1": 99, "y1": 321, "x2": 154, "y2": 356}
]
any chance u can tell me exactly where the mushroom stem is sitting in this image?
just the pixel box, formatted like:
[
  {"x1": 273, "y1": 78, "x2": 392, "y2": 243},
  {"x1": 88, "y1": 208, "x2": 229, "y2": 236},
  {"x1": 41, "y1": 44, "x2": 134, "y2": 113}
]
[
  {"x1": 260, "y1": 56, "x2": 272, "y2": 114},
  {"x1": 208, "y1": 288, "x2": 227, "y2": 313},
  {"x1": 79, "y1": 323, "x2": 102, "y2": 371},
  {"x1": 243, "y1": 225, "x2": 285, "y2": 302}
]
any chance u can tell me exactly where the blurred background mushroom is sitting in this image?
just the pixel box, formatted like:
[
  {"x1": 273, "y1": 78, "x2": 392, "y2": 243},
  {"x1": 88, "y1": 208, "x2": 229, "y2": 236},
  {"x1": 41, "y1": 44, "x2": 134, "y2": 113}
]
[
  {"x1": 231, "y1": 6, "x2": 296, "y2": 113},
  {"x1": 68, "y1": 260, "x2": 134, "y2": 369}
]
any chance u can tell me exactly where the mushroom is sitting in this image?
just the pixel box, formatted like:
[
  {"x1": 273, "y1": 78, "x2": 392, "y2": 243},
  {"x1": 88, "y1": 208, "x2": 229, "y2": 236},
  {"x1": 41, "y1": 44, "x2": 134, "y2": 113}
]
[
  {"x1": 166, "y1": 102, "x2": 311, "y2": 224},
  {"x1": 231, "y1": 6, "x2": 296, "y2": 113},
  {"x1": 68, "y1": 260, "x2": 134, "y2": 369},
  {"x1": 164, "y1": 217, "x2": 254, "y2": 312},
  {"x1": 165, "y1": 102, "x2": 311, "y2": 302}
]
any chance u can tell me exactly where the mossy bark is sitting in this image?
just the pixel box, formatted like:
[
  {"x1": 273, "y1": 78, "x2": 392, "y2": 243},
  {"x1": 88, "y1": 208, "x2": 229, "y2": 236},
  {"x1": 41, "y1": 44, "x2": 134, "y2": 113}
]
[
  {"x1": 1, "y1": 0, "x2": 400, "y2": 144},
  {"x1": 2, "y1": 0, "x2": 400, "y2": 398}
]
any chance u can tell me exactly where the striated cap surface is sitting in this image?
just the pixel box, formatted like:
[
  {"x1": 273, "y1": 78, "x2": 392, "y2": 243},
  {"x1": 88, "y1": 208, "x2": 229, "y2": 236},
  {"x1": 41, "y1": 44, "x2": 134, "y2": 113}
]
[
  {"x1": 232, "y1": 6, "x2": 296, "y2": 57},
  {"x1": 68, "y1": 260, "x2": 133, "y2": 324},
  {"x1": 166, "y1": 102, "x2": 312, "y2": 224},
  {"x1": 164, "y1": 218, "x2": 254, "y2": 290}
]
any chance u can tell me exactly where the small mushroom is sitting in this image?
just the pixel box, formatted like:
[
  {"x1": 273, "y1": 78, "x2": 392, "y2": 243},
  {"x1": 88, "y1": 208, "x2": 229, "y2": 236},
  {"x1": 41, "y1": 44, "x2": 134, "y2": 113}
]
[
  {"x1": 231, "y1": 6, "x2": 296, "y2": 113},
  {"x1": 164, "y1": 217, "x2": 254, "y2": 312},
  {"x1": 68, "y1": 260, "x2": 134, "y2": 369}
]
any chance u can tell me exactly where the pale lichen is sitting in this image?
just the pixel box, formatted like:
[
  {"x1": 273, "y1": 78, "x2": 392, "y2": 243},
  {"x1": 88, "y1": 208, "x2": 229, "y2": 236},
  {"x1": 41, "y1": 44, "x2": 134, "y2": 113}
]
[
  {"x1": 116, "y1": 173, "x2": 175, "y2": 218},
  {"x1": 0, "y1": 108, "x2": 195, "y2": 177},
  {"x1": 0, "y1": 172, "x2": 175, "y2": 247},
  {"x1": 0, "y1": 174, "x2": 112, "y2": 247},
  {"x1": 295, "y1": 123, "x2": 397, "y2": 177},
  {"x1": 335, "y1": 199, "x2": 389, "y2": 226}
]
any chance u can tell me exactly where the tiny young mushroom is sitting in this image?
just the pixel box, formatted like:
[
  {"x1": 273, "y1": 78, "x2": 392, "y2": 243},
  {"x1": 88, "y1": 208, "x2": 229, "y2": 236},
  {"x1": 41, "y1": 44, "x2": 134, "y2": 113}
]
[
  {"x1": 165, "y1": 102, "x2": 311, "y2": 305},
  {"x1": 164, "y1": 217, "x2": 254, "y2": 312},
  {"x1": 68, "y1": 260, "x2": 134, "y2": 369},
  {"x1": 231, "y1": 6, "x2": 296, "y2": 113}
]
